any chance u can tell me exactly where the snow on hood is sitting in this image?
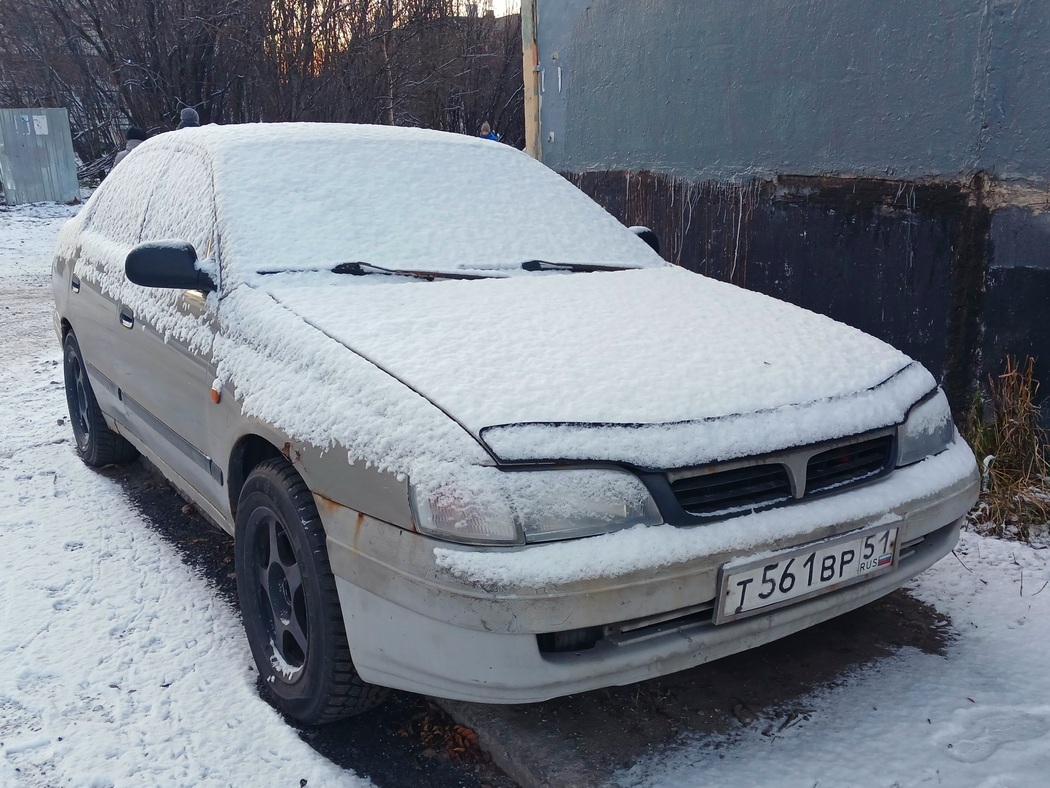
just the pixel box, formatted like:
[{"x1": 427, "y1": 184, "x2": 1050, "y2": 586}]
[
  {"x1": 265, "y1": 266, "x2": 936, "y2": 468},
  {"x1": 213, "y1": 284, "x2": 492, "y2": 474}
]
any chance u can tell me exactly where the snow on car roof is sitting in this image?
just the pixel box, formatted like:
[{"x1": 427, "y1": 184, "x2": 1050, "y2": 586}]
[{"x1": 149, "y1": 123, "x2": 665, "y2": 281}]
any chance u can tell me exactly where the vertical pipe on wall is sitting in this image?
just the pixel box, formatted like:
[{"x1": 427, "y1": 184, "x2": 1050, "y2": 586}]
[{"x1": 520, "y1": 0, "x2": 543, "y2": 160}]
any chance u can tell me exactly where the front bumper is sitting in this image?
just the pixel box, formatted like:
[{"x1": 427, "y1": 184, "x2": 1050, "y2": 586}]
[{"x1": 321, "y1": 437, "x2": 978, "y2": 703}]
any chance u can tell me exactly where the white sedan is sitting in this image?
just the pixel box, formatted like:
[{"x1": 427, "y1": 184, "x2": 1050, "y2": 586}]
[{"x1": 52, "y1": 123, "x2": 978, "y2": 724}]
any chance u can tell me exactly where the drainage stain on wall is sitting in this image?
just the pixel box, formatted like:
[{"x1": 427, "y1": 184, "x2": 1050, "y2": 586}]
[{"x1": 567, "y1": 171, "x2": 1039, "y2": 419}]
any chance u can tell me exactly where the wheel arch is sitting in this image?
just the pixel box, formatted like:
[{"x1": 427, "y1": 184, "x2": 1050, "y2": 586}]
[
  {"x1": 228, "y1": 434, "x2": 285, "y2": 520},
  {"x1": 227, "y1": 431, "x2": 416, "y2": 533},
  {"x1": 233, "y1": 452, "x2": 387, "y2": 722}
]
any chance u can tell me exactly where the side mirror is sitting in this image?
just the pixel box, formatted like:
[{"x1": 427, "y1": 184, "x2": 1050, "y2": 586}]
[
  {"x1": 126, "y1": 240, "x2": 216, "y2": 292},
  {"x1": 629, "y1": 226, "x2": 661, "y2": 256}
]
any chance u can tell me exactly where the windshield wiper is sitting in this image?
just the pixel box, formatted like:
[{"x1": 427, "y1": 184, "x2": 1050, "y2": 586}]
[
  {"x1": 332, "y1": 261, "x2": 404, "y2": 276},
  {"x1": 332, "y1": 261, "x2": 489, "y2": 280},
  {"x1": 520, "y1": 260, "x2": 635, "y2": 273}
]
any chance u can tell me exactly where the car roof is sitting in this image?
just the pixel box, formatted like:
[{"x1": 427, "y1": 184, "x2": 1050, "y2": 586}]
[{"x1": 135, "y1": 123, "x2": 666, "y2": 281}]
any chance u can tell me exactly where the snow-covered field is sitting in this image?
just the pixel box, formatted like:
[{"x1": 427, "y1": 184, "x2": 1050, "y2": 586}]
[{"x1": 2, "y1": 200, "x2": 1049, "y2": 787}]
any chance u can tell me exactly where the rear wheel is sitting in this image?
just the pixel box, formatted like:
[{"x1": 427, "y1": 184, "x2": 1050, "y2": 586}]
[
  {"x1": 235, "y1": 456, "x2": 387, "y2": 724},
  {"x1": 62, "y1": 332, "x2": 138, "y2": 466}
]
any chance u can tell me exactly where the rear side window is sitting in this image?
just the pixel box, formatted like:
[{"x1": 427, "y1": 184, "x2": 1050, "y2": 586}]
[{"x1": 85, "y1": 148, "x2": 167, "y2": 247}]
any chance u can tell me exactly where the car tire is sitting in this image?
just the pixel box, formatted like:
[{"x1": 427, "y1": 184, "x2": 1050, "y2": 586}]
[
  {"x1": 63, "y1": 332, "x2": 138, "y2": 466},
  {"x1": 235, "y1": 456, "x2": 387, "y2": 724}
]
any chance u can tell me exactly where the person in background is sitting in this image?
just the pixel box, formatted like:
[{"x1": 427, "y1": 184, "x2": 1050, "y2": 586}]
[
  {"x1": 113, "y1": 126, "x2": 147, "y2": 168},
  {"x1": 479, "y1": 121, "x2": 500, "y2": 141},
  {"x1": 177, "y1": 107, "x2": 200, "y2": 129}
]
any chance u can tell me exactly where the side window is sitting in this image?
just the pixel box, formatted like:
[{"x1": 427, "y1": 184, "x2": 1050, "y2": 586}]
[
  {"x1": 140, "y1": 152, "x2": 217, "y2": 262},
  {"x1": 85, "y1": 148, "x2": 167, "y2": 248}
]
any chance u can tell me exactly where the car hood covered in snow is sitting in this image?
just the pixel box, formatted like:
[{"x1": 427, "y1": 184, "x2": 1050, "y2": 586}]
[{"x1": 263, "y1": 266, "x2": 936, "y2": 469}]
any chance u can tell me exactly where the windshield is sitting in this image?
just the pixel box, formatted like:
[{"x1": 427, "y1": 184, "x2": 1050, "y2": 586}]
[{"x1": 206, "y1": 125, "x2": 665, "y2": 283}]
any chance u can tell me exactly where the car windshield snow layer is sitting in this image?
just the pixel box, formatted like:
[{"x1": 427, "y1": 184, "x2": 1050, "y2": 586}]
[{"x1": 205, "y1": 124, "x2": 665, "y2": 285}]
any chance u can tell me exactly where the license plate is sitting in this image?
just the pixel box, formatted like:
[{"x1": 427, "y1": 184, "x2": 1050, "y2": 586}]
[{"x1": 714, "y1": 526, "x2": 899, "y2": 624}]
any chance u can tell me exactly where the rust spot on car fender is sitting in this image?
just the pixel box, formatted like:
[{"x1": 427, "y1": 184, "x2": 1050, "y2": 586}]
[
  {"x1": 354, "y1": 512, "x2": 366, "y2": 548},
  {"x1": 280, "y1": 441, "x2": 302, "y2": 463},
  {"x1": 315, "y1": 492, "x2": 336, "y2": 506},
  {"x1": 313, "y1": 493, "x2": 365, "y2": 549},
  {"x1": 313, "y1": 492, "x2": 340, "y2": 516}
]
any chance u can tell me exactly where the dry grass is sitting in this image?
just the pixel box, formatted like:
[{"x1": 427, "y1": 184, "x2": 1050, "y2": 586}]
[{"x1": 964, "y1": 356, "x2": 1050, "y2": 542}]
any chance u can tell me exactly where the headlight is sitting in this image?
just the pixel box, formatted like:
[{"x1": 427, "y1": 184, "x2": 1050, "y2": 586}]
[
  {"x1": 508, "y1": 469, "x2": 663, "y2": 542},
  {"x1": 409, "y1": 467, "x2": 520, "y2": 545},
  {"x1": 897, "y1": 388, "x2": 955, "y2": 467},
  {"x1": 409, "y1": 468, "x2": 662, "y2": 545}
]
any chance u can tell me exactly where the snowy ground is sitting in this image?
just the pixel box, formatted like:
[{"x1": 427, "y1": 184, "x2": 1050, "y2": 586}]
[
  {"x1": 0, "y1": 201, "x2": 368, "y2": 787},
  {"x1": 2, "y1": 200, "x2": 1049, "y2": 787}
]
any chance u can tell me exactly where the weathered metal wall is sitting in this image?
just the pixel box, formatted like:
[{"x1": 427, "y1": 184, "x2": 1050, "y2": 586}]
[
  {"x1": 531, "y1": 0, "x2": 1050, "y2": 416},
  {"x1": 984, "y1": 205, "x2": 1050, "y2": 401},
  {"x1": 0, "y1": 108, "x2": 79, "y2": 205}
]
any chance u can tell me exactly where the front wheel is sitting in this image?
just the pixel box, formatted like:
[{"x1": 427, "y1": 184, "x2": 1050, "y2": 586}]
[
  {"x1": 62, "y1": 332, "x2": 138, "y2": 466},
  {"x1": 235, "y1": 456, "x2": 386, "y2": 724}
]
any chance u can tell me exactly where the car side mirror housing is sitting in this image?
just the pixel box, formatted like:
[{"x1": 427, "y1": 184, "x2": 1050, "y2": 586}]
[
  {"x1": 629, "y1": 226, "x2": 661, "y2": 256},
  {"x1": 126, "y1": 240, "x2": 216, "y2": 292}
]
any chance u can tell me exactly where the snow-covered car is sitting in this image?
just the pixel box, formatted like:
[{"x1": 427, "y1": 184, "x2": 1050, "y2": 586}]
[{"x1": 52, "y1": 123, "x2": 979, "y2": 724}]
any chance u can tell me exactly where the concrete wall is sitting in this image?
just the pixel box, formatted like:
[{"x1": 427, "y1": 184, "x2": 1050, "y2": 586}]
[
  {"x1": 532, "y1": 0, "x2": 1050, "y2": 417},
  {"x1": 536, "y1": 0, "x2": 1049, "y2": 182}
]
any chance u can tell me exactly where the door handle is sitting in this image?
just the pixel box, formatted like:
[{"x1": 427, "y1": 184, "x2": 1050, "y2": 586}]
[
  {"x1": 119, "y1": 308, "x2": 134, "y2": 329},
  {"x1": 71, "y1": 275, "x2": 80, "y2": 293}
]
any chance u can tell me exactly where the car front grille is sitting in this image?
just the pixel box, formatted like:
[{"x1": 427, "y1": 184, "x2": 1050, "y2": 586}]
[
  {"x1": 671, "y1": 464, "x2": 792, "y2": 517},
  {"x1": 666, "y1": 430, "x2": 895, "y2": 522},
  {"x1": 805, "y1": 434, "x2": 895, "y2": 495}
]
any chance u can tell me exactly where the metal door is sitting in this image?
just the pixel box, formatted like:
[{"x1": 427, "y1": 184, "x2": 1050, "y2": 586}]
[{"x1": 111, "y1": 150, "x2": 227, "y2": 511}]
